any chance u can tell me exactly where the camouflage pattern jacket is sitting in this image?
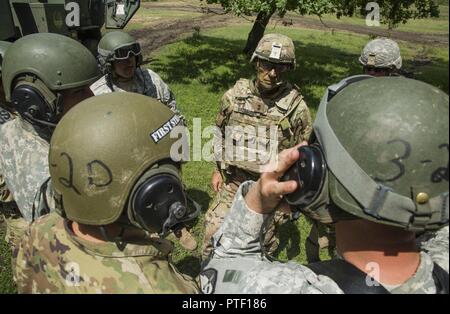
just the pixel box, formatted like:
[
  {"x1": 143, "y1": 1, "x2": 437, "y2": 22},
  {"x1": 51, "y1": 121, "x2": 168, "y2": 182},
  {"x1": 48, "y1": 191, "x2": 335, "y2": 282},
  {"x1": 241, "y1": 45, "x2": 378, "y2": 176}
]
[
  {"x1": 14, "y1": 213, "x2": 199, "y2": 294},
  {"x1": 201, "y1": 181, "x2": 449, "y2": 294},
  {"x1": 90, "y1": 67, "x2": 178, "y2": 114},
  {"x1": 216, "y1": 79, "x2": 312, "y2": 180},
  {"x1": 0, "y1": 107, "x2": 15, "y2": 203},
  {"x1": 0, "y1": 115, "x2": 52, "y2": 222}
]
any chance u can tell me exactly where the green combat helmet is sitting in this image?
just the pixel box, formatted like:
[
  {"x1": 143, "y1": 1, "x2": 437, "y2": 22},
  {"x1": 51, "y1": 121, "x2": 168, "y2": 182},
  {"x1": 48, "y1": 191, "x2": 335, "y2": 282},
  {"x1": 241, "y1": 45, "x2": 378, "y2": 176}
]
[
  {"x1": 97, "y1": 31, "x2": 143, "y2": 74},
  {"x1": 0, "y1": 41, "x2": 11, "y2": 79},
  {"x1": 251, "y1": 33, "x2": 296, "y2": 68},
  {"x1": 319, "y1": 77, "x2": 448, "y2": 231},
  {"x1": 2, "y1": 33, "x2": 99, "y2": 131},
  {"x1": 49, "y1": 92, "x2": 199, "y2": 238},
  {"x1": 285, "y1": 76, "x2": 448, "y2": 232},
  {"x1": 359, "y1": 38, "x2": 402, "y2": 71}
]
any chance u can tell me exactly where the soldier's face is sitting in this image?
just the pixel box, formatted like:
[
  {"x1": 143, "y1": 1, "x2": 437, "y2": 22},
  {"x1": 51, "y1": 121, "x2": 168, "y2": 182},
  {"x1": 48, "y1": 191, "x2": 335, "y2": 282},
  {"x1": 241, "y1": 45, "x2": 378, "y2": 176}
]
[
  {"x1": 60, "y1": 86, "x2": 94, "y2": 116},
  {"x1": 256, "y1": 60, "x2": 289, "y2": 91},
  {"x1": 113, "y1": 56, "x2": 137, "y2": 80},
  {"x1": 363, "y1": 66, "x2": 391, "y2": 77}
]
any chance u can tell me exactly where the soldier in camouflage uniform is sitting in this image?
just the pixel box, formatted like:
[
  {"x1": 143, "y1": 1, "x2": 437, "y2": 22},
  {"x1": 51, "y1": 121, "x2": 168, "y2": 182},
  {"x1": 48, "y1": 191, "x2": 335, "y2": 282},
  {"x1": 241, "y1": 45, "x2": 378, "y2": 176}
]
[
  {"x1": 202, "y1": 34, "x2": 312, "y2": 259},
  {"x1": 0, "y1": 41, "x2": 13, "y2": 204},
  {"x1": 90, "y1": 31, "x2": 195, "y2": 250},
  {"x1": 0, "y1": 34, "x2": 99, "y2": 247},
  {"x1": 0, "y1": 41, "x2": 16, "y2": 237},
  {"x1": 306, "y1": 38, "x2": 405, "y2": 263},
  {"x1": 14, "y1": 93, "x2": 199, "y2": 293},
  {"x1": 201, "y1": 76, "x2": 449, "y2": 294},
  {"x1": 359, "y1": 37, "x2": 402, "y2": 77},
  {"x1": 91, "y1": 31, "x2": 178, "y2": 113}
]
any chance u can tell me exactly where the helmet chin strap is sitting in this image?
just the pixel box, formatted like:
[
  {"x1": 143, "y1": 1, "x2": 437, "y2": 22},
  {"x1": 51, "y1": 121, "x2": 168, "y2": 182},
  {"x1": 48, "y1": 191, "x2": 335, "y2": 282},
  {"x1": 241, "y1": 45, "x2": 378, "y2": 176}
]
[
  {"x1": 257, "y1": 80, "x2": 284, "y2": 96},
  {"x1": 99, "y1": 225, "x2": 127, "y2": 251}
]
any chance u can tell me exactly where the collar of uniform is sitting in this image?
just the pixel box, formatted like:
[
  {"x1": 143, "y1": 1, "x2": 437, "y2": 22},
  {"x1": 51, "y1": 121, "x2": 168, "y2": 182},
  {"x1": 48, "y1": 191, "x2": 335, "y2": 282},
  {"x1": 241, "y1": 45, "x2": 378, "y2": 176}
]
[
  {"x1": 63, "y1": 219, "x2": 173, "y2": 259},
  {"x1": 250, "y1": 79, "x2": 288, "y2": 100},
  {"x1": 387, "y1": 252, "x2": 436, "y2": 294}
]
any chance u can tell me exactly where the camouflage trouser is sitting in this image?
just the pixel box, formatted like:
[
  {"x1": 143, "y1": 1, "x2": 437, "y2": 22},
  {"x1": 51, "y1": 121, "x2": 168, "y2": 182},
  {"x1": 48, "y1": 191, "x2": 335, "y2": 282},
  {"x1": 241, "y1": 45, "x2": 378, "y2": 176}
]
[
  {"x1": 202, "y1": 181, "x2": 289, "y2": 260},
  {"x1": 305, "y1": 220, "x2": 336, "y2": 263}
]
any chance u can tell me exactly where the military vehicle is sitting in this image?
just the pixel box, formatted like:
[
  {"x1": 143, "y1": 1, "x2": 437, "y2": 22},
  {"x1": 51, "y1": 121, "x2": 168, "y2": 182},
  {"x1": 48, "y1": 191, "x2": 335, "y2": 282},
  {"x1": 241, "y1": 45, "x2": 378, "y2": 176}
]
[{"x1": 0, "y1": 0, "x2": 140, "y2": 54}]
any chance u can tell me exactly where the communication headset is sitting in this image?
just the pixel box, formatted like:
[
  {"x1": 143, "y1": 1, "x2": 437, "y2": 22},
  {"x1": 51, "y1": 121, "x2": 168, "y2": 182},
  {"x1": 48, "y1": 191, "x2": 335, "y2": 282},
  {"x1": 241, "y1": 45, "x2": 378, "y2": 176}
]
[
  {"x1": 53, "y1": 162, "x2": 201, "y2": 245},
  {"x1": 282, "y1": 143, "x2": 326, "y2": 209},
  {"x1": 11, "y1": 75, "x2": 62, "y2": 133},
  {"x1": 127, "y1": 163, "x2": 201, "y2": 238},
  {"x1": 281, "y1": 75, "x2": 374, "y2": 215}
]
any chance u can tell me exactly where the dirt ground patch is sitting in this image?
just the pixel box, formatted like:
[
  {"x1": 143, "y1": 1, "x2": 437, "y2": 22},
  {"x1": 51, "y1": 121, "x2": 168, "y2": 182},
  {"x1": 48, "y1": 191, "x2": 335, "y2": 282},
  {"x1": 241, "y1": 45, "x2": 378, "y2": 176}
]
[
  {"x1": 130, "y1": 13, "x2": 232, "y2": 53},
  {"x1": 132, "y1": 2, "x2": 448, "y2": 53}
]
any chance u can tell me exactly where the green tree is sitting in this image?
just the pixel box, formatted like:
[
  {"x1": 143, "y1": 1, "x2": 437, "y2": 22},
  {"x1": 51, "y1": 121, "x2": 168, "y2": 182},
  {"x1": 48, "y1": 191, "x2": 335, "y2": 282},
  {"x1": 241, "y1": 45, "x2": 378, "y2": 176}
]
[{"x1": 202, "y1": 0, "x2": 440, "y2": 55}]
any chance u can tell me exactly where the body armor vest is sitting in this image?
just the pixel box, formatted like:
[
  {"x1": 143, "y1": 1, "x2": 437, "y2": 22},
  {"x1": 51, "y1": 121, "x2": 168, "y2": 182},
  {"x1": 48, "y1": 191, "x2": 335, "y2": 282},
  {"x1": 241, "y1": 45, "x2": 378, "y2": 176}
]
[{"x1": 223, "y1": 79, "x2": 302, "y2": 174}]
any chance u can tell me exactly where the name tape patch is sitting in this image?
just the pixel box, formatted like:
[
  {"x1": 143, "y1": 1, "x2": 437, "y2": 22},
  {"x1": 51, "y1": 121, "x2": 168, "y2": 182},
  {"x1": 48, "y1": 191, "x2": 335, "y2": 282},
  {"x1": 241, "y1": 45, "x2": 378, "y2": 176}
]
[
  {"x1": 150, "y1": 115, "x2": 182, "y2": 143},
  {"x1": 269, "y1": 43, "x2": 282, "y2": 60}
]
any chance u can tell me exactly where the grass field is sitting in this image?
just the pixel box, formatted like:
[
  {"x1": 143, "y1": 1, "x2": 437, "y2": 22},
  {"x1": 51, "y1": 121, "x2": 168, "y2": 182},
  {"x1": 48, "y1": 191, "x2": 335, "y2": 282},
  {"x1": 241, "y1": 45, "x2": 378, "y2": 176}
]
[{"x1": 0, "y1": 2, "x2": 448, "y2": 293}]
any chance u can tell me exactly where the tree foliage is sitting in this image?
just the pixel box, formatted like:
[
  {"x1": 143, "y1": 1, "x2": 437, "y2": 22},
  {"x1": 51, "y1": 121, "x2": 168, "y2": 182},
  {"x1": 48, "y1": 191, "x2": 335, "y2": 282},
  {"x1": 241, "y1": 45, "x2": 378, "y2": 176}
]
[
  {"x1": 201, "y1": 0, "x2": 440, "y2": 54},
  {"x1": 202, "y1": 0, "x2": 440, "y2": 28}
]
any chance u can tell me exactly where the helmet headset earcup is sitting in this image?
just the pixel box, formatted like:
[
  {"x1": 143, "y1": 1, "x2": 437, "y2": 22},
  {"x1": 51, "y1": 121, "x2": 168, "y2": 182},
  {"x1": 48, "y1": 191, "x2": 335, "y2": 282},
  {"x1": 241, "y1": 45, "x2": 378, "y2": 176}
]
[
  {"x1": 11, "y1": 77, "x2": 61, "y2": 128},
  {"x1": 282, "y1": 144, "x2": 327, "y2": 209},
  {"x1": 282, "y1": 76, "x2": 374, "y2": 222},
  {"x1": 127, "y1": 163, "x2": 191, "y2": 237}
]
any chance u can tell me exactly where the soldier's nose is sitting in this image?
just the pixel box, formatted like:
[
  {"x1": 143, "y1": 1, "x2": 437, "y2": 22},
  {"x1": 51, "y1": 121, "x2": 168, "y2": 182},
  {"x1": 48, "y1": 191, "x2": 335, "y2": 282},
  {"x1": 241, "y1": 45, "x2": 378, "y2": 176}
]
[{"x1": 269, "y1": 69, "x2": 278, "y2": 77}]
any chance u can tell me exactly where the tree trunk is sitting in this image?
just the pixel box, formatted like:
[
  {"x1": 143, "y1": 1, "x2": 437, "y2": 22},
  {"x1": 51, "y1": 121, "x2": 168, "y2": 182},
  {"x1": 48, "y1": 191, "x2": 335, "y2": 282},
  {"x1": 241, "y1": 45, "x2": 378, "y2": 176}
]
[{"x1": 243, "y1": 8, "x2": 276, "y2": 56}]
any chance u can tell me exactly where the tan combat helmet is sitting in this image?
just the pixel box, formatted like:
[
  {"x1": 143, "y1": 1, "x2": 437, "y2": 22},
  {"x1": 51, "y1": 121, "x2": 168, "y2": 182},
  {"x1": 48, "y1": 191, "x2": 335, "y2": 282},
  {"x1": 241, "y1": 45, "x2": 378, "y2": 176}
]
[
  {"x1": 359, "y1": 37, "x2": 402, "y2": 70},
  {"x1": 251, "y1": 33, "x2": 296, "y2": 68}
]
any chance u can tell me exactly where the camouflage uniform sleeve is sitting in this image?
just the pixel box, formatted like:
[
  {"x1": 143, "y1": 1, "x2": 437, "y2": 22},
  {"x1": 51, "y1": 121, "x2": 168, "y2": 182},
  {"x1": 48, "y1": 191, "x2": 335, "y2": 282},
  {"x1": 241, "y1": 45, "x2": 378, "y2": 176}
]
[
  {"x1": 13, "y1": 213, "x2": 64, "y2": 293},
  {"x1": 145, "y1": 69, "x2": 178, "y2": 113},
  {"x1": 417, "y1": 226, "x2": 449, "y2": 273},
  {"x1": 13, "y1": 227, "x2": 33, "y2": 293},
  {"x1": 201, "y1": 181, "x2": 343, "y2": 294},
  {"x1": 289, "y1": 97, "x2": 313, "y2": 144},
  {"x1": 0, "y1": 109, "x2": 14, "y2": 202},
  {"x1": 0, "y1": 119, "x2": 51, "y2": 222},
  {"x1": 214, "y1": 91, "x2": 233, "y2": 171}
]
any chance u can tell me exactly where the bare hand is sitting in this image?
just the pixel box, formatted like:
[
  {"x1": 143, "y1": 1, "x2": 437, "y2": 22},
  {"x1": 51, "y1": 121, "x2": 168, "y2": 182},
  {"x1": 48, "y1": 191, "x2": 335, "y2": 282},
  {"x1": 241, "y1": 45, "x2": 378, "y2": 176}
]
[
  {"x1": 211, "y1": 170, "x2": 223, "y2": 192},
  {"x1": 245, "y1": 143, "x2": 306, "y2": 214}
]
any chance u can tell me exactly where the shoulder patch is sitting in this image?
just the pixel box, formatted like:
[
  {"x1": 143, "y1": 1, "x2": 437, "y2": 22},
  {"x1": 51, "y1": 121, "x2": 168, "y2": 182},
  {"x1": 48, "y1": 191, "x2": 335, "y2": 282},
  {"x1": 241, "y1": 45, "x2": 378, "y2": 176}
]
[
  {"x1": 90, "y1": 76, "x2": 109, "y2": 94},
  {"x1": 233, "y1": 79, "x2": 252, "y2": 99},
  {"x1": 0, "y1": 107, "x2": 13, "y2": 125},
  {"x1": 200, "y1": 268, "x2": 218, "y2": 294}
]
